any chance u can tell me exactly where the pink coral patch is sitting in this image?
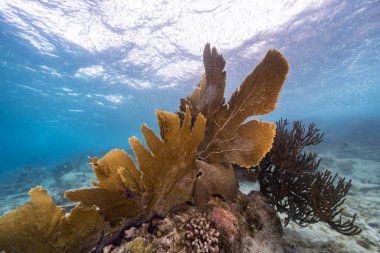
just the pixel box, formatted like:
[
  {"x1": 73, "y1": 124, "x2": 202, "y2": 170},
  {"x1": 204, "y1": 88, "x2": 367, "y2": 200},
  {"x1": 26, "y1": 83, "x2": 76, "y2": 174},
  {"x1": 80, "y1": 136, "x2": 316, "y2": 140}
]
[{"x1": 211, "y1": 207, "x2": 238, "y2": 241}]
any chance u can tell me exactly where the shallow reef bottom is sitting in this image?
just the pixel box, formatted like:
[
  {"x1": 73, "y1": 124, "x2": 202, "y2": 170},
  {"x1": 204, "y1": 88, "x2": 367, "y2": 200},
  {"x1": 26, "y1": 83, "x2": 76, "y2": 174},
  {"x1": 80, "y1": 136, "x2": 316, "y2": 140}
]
[{"x1": 98, "y1": 190, "x2": 288, "y2": 253}]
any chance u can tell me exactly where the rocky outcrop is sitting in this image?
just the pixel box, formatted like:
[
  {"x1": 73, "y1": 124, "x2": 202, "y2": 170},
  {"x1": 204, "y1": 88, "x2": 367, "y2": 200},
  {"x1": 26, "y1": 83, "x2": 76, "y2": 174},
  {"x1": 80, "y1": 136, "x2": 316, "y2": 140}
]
[{"x1": 101, "y1": 191, "x2": 285, "y2": 253}]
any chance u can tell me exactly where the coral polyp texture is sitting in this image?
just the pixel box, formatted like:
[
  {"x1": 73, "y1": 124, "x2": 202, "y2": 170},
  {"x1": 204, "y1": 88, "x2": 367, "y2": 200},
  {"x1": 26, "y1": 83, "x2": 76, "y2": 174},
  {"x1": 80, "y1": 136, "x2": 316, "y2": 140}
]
[
  {"x1": 211, "y1": 207, "x2": 238, "y2": 241},
  {"x1": 184, "y1": 214, "x2": 220, "y2": 252},
  {"x1": 0, "y1": 43, "x2": 360, "y2": 253}
]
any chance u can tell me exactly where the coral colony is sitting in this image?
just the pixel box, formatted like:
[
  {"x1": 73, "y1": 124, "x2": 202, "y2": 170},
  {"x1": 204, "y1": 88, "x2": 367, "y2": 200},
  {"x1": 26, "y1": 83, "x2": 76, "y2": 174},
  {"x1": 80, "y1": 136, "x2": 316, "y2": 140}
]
[{"x1": 0, "y1": 44, "x2": 360, "y2": 253}]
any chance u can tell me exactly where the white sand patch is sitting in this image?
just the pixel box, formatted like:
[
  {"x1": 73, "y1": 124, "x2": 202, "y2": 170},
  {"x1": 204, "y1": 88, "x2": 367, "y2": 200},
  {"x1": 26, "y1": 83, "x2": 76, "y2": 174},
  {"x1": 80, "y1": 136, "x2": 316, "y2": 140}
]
[{"x1": 239, "y1": 152, "x2": 380, "y2": 252}]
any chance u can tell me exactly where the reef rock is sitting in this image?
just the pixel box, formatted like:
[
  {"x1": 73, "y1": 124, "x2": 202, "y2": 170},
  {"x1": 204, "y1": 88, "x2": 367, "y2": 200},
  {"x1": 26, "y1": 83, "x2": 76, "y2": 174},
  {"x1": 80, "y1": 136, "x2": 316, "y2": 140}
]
[
  {"x1": 100, "y1": 191, "x2": 285, "y2": 253},
  {"x1": 193, "y1": 160, "x2": 238, "y2": 205}
]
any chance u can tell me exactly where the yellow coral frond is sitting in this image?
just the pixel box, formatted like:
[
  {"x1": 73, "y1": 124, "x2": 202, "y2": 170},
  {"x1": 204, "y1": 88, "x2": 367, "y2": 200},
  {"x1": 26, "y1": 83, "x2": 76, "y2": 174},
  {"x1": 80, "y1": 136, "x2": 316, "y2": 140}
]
[
  {"x1": 66, "y1": 106, "x2": 206, "y2": 220},
  {"x1": 180, "y1": 43, "x2": 226, "y2": 121},
  {"x1": 90, "y1": 149, "x2": 139, "y2": 192},
  {"x1": 64, "y1": 188, "x2": 139, "y2": 224},
  {"x1": 198, "y1": 49, "x2": 289, "y2": 167},
  {"x1": 203, "y1": 120, "x2": 276, "y2": 167},
  {"x1": 0, "y1": 186, "x2": 105, "y2": 253},
  {"x1": 65, "y1": 149, "x2": 142, "y2": 224},
  {"x1": 131, "y1": 106, "x2": 206, "y2": 216}
]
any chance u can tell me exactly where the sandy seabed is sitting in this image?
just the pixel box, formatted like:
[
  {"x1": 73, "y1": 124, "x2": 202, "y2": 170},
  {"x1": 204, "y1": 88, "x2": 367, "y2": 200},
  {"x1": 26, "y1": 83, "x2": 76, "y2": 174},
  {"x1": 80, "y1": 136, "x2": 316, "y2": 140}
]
[{"x1": 277, "y1": 147, "x2": 380, "y2": 253}]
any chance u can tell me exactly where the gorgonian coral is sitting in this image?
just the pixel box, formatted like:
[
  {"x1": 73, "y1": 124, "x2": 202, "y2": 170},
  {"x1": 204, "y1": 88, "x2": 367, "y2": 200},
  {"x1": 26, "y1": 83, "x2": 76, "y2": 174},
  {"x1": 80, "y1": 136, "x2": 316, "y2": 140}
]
[
  {"x1": 0, "y1": 186, "x2": 105, "y2": 253},
  {"x1": 0, "y1": 44, "x2": 290, "y2": 252},
  {"x1": 65, "y1": 106, "x2": 206, "y2": 221},
  {"x1": 179, "y1": 44, "x2": 289, "y2": 168},
  {"x1": 181, "y1": 43, "x2": 289, "y2": 204},
  {"x1": 255, "y1": 119, "x2": 361, "y2": 235}
]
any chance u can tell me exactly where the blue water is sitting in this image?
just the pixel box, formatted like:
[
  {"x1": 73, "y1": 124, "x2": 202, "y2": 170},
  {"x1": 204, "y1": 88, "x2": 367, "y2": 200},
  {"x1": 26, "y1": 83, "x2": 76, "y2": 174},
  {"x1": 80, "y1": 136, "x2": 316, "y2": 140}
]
[
  {"x1": 0, "y1": 0, "x2": 380, "y2": 251},
  {"x1": 1, "y1": 1, "x2": 379, "y2": 174},
  {"x1": 0, "y1": 0, "x2": 380, "y2": 204}
]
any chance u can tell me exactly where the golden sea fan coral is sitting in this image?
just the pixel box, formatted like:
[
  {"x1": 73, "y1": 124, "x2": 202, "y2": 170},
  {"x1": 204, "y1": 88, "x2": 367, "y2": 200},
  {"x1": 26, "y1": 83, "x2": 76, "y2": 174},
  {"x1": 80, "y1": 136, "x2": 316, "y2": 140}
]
[
  {"x1": 134, "y1": 107, "x2": 206, "y2": 216},
  {"x1": 66, "y1": 106, "x2": 206, "y2": 221},
  {"x1": 179, "y1": 44, "x2": 289, "y2": 168},
  {"x1": 65, "y1": 149, "x2": 141, "y2": 224},
  {"x1": 0, "y1": 186, "x2": 105, "y2": 253}
]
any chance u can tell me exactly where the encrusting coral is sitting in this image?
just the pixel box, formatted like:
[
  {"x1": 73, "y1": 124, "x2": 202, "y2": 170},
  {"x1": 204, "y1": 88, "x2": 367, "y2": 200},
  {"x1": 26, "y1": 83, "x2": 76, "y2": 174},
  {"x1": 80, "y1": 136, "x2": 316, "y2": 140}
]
[
  {"x1": 192, "y1": 160, "x2": 238, "y2": 205},
  {"x1": 0, "y1": 186, "x2": 105, "y2": 253},
  {"x1": 211, "y1": 207, "x2": 238, "y2": 242}
]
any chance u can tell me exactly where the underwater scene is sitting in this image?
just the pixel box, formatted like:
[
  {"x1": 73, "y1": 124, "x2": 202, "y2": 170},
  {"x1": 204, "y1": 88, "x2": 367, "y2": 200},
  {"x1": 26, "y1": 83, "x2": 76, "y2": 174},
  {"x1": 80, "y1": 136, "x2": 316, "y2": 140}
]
[{"x1": 0, "y1": 1, "x2": 379, "y2": 252}]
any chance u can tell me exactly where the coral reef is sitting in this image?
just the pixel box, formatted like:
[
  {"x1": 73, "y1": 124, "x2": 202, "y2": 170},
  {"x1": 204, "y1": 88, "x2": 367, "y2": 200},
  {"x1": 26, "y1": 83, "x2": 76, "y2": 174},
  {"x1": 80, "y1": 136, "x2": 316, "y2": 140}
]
[
  {"x1": 100, "y1": 191, "x2": 285, "y2": 253},
  {"x1": 0, "y1": 43, "x2": 361, "y2": 253},
  {"x1": 0, "y1": 165, "x2": 49, "y2": 201},
  {"x1": 253, "y1": 119, "x2": 361, "y2": 235}
]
